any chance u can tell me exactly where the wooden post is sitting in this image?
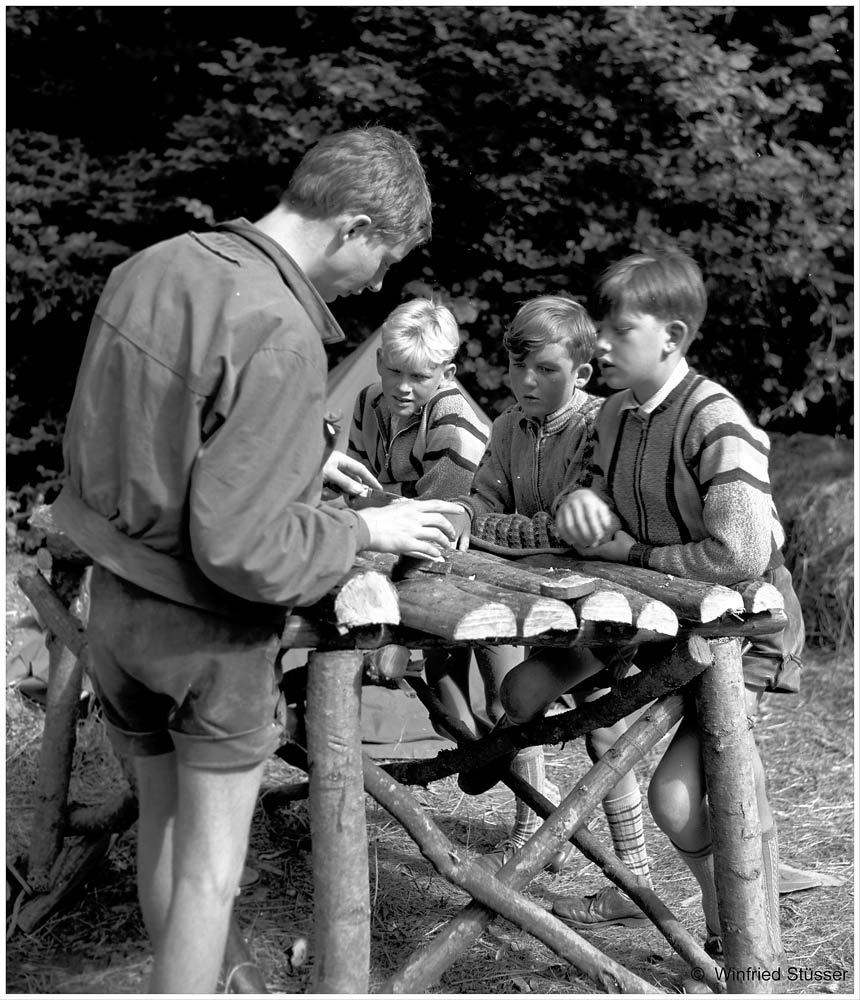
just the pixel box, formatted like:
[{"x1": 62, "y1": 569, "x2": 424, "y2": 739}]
[
  {"x1": 21, "y1": 561, "x2": 89, "y2": 891},
  {"x1": 698, "y1": 637, "x2": 779, "y2": 993},
  {"x1": 305, "y1": 649, "x2": 370, "y2": 993}
]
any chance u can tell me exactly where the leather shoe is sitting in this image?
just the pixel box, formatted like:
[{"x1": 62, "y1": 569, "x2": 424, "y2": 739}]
[{"x1": 553, "y1": 885, "x2": 649, "y2": 928}]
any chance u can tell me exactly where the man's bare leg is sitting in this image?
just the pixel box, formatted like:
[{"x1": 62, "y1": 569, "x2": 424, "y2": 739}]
[
  {"x1": 134, "y1": 752, "x2": 179, "y2": 948},
  {"x1": 147, "y1": 758, "x2": 266, "y2": 994}
]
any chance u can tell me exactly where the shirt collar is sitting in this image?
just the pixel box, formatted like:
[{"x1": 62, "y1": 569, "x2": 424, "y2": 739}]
[{"x1": 617, "y1": 359, "x2": 689, "y2": 415}]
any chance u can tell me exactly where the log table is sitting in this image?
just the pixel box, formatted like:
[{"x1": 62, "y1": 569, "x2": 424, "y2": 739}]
[
  {"x1": 277, "y1": 547, "x2": 788, "y2": 995},
  {"x1": 15, "y1": 509, "x2": 788, "y2": 995}
]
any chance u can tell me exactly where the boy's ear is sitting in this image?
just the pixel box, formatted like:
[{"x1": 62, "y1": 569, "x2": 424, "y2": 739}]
[
  {"x1": 441, "y1": 361, "x2": 457, "y2": 382},
  {"x1": 376, "y1": 348, "x2": 384, "y2": 374},
  {"x1": 338, "y1": 214, "x2": 373, "y2": 243},
  {"x1": 664, "y1": 320, "x2": 688, "y2": 353},
  {"x1": 574, "y1": 362, "x2": 593, "y2": 387}
]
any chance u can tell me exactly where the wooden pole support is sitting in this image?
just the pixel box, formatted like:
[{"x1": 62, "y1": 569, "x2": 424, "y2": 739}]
[
  {"x1": 697, "y1": 637, "x2": 779, "y2": 993},
  {"x1": 364, "y1": 758, "x2": 656, "y2": 994},
  {"x1": 383, "y1": 682, "x2": 701, "y2": 994},
  {"x1": 305, "y1": 649, "x2": 370, "y2": 994},
  {"x1": 18, "y1": 562, "x2": 90, "y2": 891}
]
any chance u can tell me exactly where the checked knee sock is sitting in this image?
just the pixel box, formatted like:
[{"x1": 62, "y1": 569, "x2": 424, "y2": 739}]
[
  {"x1": 509, "y1": 745, "x2": 553, "y2": 847},
  {"x1": 603, "y1": 787, "x2": 652, "y2": 887}
]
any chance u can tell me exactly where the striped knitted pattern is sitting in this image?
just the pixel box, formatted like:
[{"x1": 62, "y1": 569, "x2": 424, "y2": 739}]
[
  {"x1": 583, "y1": 369, "x2": 785, "y2": 584},
  {"x1": 348, "y1": 383, "x2": 488, "y2": 500}
]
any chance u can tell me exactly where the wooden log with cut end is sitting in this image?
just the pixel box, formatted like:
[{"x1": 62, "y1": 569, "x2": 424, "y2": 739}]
[
  {"x1": 523, "y1": 554, "x2": 743, "y2": 622},
  {"x1": 734, "y1": 578, "x2": 785, "y2": 614},
  {"x1": 395, "y1": 576, "x2": 518, "y2": 641},
  {"x1": 447, "y1": 576, "x2": 577, "y2": 636},
  {"x1": 572, "y1": 587, "x2": 632, "y2": 626},
  {"x1": 523, "y1": 563, "x2": 678, "y2": 637},
  {"x1": 327, "y1": 567, "x2": 400, "y2": 631},
  {"x1": 29, "y1": 504, "x2": 92, "y2": 567}
]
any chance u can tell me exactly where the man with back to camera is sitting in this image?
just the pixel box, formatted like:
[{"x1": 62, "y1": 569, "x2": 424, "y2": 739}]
[{"x1": 52, "y1": 126, "x2": 461, "y2": 993}]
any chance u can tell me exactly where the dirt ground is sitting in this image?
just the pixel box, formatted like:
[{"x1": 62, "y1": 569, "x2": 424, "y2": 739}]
[{"x1": 4, "y1": 553, "x2": 855, "y2": 997}]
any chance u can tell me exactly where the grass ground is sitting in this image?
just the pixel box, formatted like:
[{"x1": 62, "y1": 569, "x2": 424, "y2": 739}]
[{"x1": 4, "y1": 601, "x2": 855, "y2": 996}]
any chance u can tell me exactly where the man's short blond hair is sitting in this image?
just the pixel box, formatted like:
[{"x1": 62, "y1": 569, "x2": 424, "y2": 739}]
[{"x1": 379, "y1": 298, "x2": 460, "y2": 370}]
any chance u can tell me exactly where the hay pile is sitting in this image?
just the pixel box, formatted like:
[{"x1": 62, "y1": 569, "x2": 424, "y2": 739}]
[
  {"x1": 769, "y1": 433, "x2": 854, "y2": 651},
  {"x1": 783, "y1": 478, "x2": 854, "y2": 650}
]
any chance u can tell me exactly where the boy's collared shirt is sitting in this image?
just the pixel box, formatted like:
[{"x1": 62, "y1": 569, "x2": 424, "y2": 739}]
[
  {"x1": 348, "y1": 381, "x2": 488, "y2": 499},
  {"x1": 616, "y1": 359, "x2": 689, "y2": 417}
]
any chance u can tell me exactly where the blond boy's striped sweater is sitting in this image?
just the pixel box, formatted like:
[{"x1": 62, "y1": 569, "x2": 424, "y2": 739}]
[
  {"x1": 348, "y1": 382, "x2": 488, "y2": 499},
  {"x1": 577, "y1": 368, "x2": 786, "y2": 585}
]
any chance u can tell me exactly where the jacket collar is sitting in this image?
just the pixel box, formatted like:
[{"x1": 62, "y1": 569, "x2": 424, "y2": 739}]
[
  {"x1": 215, "y1": 218, "x2": 345, "y2": 345},
  {"x1": 518, "y1": 388, "x2": 589, "y2": 436}
]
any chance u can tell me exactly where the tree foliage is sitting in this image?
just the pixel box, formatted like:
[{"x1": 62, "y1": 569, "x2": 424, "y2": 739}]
[{"x1": 5, "y1": 5, "x2": 853, "y2": 517}]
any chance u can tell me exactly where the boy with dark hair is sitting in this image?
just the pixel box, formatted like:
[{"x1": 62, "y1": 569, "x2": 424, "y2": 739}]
[
  {"x1": 52, "y1": 126, "x2": 462, "y2": 993},
  {"x1": 553, "y1": 250, "x2": 804, "y2": 975},
  {"x1": 450, "y1": 296, "x2": 654, "y2": 907}
]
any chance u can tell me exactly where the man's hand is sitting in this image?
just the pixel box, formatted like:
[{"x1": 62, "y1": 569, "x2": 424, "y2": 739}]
[
  {"x1": 445, "y1": 505, "x2": 472, "y2": 551},
  {"x1": 322, "y1": 450, "x2": 383, "y2": 498},
  {"x1": 555, "y1": 489, "x2": 621, "y2": 548},
  {"x1": 356, "y1": 499, "x2": 463, "y2": 560}
]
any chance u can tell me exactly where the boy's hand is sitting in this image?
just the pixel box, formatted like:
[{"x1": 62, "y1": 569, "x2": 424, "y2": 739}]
[
  {"x1": 445, "y1": 505, "x2": 472, "y2": 551},
  {"x1": 555, "y1": 489, "x2": 620, "y2": 548},
  {"x1": 583, "y1": 529, "x2": 635, "y2": 563},
  {"x1": 356, "y1": 499, "x2": 461, "y2": 560},
  {"x1": 323, "y1": 450, "x2": 384, "y2": 497}
]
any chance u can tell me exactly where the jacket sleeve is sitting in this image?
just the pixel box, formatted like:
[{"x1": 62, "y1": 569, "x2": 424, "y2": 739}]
[{"x1": 189, "y1": 345, "x2": 369, "y2": 608}]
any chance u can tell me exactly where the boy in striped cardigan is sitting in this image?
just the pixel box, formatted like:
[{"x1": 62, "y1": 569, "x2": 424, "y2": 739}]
[{"x1": 552, "y1": 251, "x2": 804, "y2": 976}]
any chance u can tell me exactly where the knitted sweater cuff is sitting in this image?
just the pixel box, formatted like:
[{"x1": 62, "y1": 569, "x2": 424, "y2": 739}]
[{"x1": 627, "y1": 542, "x2": 652, "y2": 568}]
